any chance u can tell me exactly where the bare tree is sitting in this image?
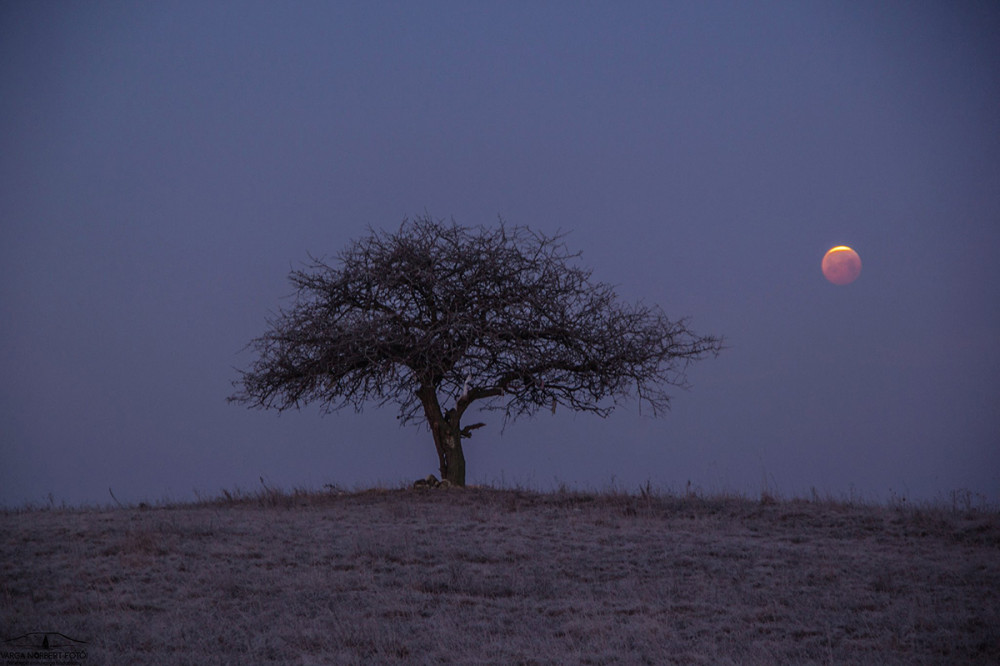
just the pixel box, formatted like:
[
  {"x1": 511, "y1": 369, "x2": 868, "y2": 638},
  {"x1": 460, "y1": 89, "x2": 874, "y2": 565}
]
[{"x1": 229, "y1": 216, "x2": 723, "y2": 486}]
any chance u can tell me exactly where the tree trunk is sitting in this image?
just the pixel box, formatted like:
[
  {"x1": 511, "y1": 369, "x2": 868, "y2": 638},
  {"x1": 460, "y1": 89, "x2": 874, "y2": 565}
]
[
  {"x1": 417, "y1": 385, "x2": 467, "y2": 487},
  {"x1": 440, "y1": 423, "x2": 466, "y2": 487}
]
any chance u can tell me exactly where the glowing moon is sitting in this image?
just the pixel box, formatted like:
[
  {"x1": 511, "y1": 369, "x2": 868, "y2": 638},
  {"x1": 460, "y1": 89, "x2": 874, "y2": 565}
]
[{"x1": 822, "y1": 246, "x2": 862, "y2": 285}]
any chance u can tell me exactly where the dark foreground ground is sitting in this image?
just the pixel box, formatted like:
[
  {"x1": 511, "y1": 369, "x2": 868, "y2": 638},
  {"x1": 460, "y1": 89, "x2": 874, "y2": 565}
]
[{"x1": 2, "y1": 486, "x2": 999, "y2": 665}]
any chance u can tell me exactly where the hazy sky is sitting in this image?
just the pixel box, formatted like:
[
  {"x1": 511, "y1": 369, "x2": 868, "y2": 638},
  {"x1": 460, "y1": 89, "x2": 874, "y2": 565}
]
[{"x1": 3, "y1": 1, "x2": 998, "y2": 507}]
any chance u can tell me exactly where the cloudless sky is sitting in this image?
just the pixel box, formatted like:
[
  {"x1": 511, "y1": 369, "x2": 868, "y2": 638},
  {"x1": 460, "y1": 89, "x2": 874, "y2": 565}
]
[{"x1": 2, "y1": 1, "x2": 998, "y2": 506}]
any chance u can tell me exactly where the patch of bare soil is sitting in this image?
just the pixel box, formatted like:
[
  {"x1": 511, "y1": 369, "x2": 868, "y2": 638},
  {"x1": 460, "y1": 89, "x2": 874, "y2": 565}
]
[{"x1": 2, "y1": 488, "x2": 998, "y2": 664}]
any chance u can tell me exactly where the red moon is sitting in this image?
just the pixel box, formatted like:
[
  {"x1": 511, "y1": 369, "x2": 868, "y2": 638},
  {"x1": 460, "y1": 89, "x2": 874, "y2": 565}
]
[{"x1": 822, "y1": 246, "x2": 862, "y2": 285}]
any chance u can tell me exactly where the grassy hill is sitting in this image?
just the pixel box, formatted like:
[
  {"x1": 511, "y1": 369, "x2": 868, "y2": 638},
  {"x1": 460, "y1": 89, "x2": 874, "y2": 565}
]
[{"x1": 2, "y1": 485, "x2": 998, "y2": 664}]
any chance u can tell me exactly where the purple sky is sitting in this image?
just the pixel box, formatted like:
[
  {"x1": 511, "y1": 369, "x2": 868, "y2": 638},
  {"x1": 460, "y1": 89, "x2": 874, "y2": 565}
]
[{"x1": 2, "y1": 1, "x2": 998, "y2": 506}]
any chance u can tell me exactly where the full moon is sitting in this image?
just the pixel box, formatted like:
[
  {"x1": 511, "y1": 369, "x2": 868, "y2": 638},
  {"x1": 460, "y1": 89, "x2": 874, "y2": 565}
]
[{"x1": 822, "y1": 246, "x2": 862, "y2": 285}]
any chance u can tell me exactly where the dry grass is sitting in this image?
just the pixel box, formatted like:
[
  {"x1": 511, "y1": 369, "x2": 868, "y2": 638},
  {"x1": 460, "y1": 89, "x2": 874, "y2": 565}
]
[{"x1": 2, "y1": 485, "x2": 998, "y2": 664}]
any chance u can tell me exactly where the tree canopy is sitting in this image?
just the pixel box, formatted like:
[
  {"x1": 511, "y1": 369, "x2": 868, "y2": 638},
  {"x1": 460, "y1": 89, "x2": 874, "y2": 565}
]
[{"x1": 230, "y1": 216, "x2": 723, "y2": 486}]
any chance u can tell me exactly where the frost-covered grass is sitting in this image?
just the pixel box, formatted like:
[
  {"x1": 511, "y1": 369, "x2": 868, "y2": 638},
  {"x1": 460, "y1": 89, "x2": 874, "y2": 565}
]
[{"x1": 2, "y1": 485, "x2": 998, "y2": 664}]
